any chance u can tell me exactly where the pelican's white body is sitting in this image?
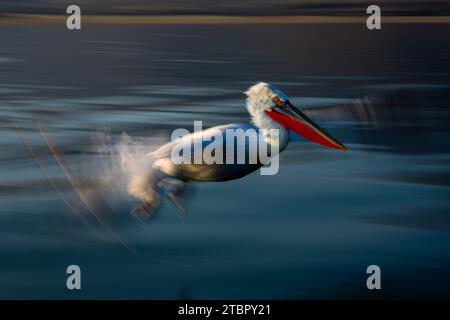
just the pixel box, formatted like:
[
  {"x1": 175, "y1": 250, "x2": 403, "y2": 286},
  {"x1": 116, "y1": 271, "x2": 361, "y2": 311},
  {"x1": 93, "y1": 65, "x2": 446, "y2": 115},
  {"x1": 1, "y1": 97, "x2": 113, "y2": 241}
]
[
  {"x1": 148, "y1": 83, "x2": 291, "y2": 182},
  {"x1": 127, "y1": 83, "x2": 298, "y2": 212}
]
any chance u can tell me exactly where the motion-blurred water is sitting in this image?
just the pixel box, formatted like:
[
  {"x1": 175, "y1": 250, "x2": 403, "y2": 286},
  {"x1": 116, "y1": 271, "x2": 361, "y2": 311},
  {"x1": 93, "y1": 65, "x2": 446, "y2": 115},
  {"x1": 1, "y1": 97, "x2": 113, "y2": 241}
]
[{"x1": 1, "y1": 23, "x2": 450, "y2": 299}]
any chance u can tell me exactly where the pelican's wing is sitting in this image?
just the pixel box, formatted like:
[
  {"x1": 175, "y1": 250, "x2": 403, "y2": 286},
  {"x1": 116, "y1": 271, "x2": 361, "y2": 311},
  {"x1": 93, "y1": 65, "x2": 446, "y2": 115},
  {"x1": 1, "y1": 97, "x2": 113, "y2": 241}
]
[
  {"x1": 301, "y1": 90, "x2": 430, "y2": 154},
  {"x1": 152, "y1": 123, "x2": 264, "y2": 181},
  {"x1": 301, "y1": 93, "x2": 405, "y2": 125}
]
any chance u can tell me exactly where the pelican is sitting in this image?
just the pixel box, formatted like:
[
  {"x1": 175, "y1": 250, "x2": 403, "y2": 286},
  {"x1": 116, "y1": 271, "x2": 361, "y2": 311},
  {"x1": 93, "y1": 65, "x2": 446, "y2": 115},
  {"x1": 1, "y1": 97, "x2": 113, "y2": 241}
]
[{"x1": 127, "y1": 82, "x2": 347, "y2": 217}]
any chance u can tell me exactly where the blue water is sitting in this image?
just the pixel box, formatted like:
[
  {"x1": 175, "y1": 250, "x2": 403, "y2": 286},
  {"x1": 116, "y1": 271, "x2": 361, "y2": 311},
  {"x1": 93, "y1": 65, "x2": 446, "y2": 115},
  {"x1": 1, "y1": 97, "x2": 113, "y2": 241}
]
[{"x1": 1, "y1": 23, "x2": 450, "y2": 299}]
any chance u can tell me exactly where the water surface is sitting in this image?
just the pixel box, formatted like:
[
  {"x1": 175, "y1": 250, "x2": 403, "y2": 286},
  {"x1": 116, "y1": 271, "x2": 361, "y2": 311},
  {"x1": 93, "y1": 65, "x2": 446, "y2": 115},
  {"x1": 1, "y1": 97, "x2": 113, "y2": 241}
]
[{"x1": 1, "y1": 23, "x2": 450, "y2": 299}]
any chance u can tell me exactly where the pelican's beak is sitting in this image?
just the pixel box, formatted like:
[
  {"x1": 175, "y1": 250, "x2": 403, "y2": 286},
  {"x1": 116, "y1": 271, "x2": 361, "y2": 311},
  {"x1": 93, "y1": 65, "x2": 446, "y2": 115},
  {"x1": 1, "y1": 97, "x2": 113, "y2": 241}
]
[{"x1": 265, "y1": 100, "x2": 347, "y2": 151}]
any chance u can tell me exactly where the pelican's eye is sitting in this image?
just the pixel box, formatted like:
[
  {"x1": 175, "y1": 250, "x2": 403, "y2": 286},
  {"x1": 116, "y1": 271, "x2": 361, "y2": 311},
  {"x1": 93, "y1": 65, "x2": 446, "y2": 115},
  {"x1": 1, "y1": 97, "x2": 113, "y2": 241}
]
[{"x1": 272, "y1": 96, "x2": 283, "y2": 106}]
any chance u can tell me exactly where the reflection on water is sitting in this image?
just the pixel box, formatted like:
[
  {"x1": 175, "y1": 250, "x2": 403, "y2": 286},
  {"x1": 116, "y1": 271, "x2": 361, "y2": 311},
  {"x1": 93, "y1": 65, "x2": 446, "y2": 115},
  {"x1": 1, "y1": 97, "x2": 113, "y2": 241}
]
[{"x1": 1, "y1": 23, "x2": 450, "y2": 298}]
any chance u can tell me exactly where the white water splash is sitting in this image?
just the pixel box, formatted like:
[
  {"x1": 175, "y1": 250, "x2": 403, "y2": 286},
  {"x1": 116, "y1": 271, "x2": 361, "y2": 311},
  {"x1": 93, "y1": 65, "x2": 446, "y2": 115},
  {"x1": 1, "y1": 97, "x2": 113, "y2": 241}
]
[{"x1": 80, "y1": 130, "x2": 164, "y2": 215}]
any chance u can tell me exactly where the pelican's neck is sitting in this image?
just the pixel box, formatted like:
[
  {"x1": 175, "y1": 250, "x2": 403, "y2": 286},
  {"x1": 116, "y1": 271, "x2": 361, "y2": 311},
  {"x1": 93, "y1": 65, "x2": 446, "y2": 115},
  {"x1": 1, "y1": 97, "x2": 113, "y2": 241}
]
[{"x1": 247, "y1": 102, "x2": 290, "y2": 152}]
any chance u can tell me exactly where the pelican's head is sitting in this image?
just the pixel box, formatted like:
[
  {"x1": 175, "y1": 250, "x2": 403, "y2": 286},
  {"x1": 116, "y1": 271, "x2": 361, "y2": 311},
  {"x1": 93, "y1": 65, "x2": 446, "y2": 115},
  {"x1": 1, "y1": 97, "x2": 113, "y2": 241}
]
[{"x1": 245, "y1": 82, "x2": 347, "y2": 151}]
